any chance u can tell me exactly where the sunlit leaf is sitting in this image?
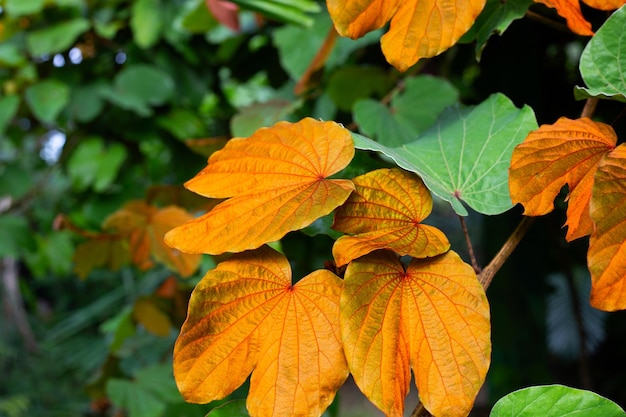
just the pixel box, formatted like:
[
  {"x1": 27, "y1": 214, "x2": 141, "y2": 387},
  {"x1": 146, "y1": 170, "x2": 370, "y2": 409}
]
[
  {"x1": 575, "y1": 5, "x2": 626, "y2": 102},
  {"x1": 173, "y1": 246, "x2": 348, "y2": 417},
  {"x1": 509, "y1": 117, "x2": 616, "y2": 241},
  {"x1": 327, "y1": 0, "x2": 486, "y2": 71},
  {"x1": 583, "y1": 0, "x2": 626, "y2": 9},
  {"x1": 588, "y1": 144, "x2": 626, "y2": 311},
  {"x1": 533, "y1": 0, "x2": 593, "y2": 35},
  {"x1": 332, "y1": 168, "x2": 450, "y2": 266},
  {"x1": 341, "y1": 250, "x2": 490, "y2": 417},
  {"x1": 165, "y1": 118, "x2": 355, "y2": 255},
  {"x1": 104, "y1": 201, "x2": 201, "y2": 277},
  {"x1": 353, "y1": 93, "x2": 537, "y2": 215},
  {"x1": 490, "y1": 384, "x2": 626, "y2": 416}
]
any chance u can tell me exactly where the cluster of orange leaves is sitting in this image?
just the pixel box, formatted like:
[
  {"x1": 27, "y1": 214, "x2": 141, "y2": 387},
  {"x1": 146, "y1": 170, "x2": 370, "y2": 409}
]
[
  {"x1": 165, "y1": 118, "x2": 491, "y2": 417},
  {"x1": 509, "y1": 117, "x2": 626, "y2": 312}
]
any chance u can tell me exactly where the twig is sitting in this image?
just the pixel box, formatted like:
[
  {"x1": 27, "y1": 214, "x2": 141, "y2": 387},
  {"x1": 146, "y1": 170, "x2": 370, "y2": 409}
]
[
  {"x1": 410, "y1": 401, "x2": 431, "y2": 417},
  {"x1": 581, "y1": 98, "x2": 599, "y2": 119},
  {"x1": 2, "y1": 258, "x2": 38, "y2": 352},
  {"x1": 459, "y1": 215, "x2": 481, "y2": 274},
  {"x1": 478, "y1": 216, "x2": 535, "y2": 290},
  {"x1": 525, "y1": 10, "x2": 571, "y2": 33}
]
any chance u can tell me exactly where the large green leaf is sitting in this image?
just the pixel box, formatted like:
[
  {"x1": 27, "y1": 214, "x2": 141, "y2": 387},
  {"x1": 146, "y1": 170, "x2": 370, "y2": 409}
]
[
  {"x1": 5, "y1": 0, "x2": 45, "y2": 16},
  {"x1": 230, "y1": 99, "x2": 301, "y2": 138},
  {"x1": 206, "y1": 400, "x2": 249, "y2": 417},
  {"x1": 460, "y1": 0, "x2": 533, "y2": 59},
  {"x1": 354, "y1": 76, "x2": 458, "y2": 146},
  {"x1": 352, "y1": 93, "x2": 537, "y2": 216},
  {"x1": 25, "y1": 80, "x2": 70, "y2": 124},
  {"x1": 67, "y1": 137, "x2": 127, "y2": 192},
  {"x1": 575, "y1": 5, "x2": 626, "y2": 102},
  {"x1": 26, "y1": 18, "x2": 91, "y2": 56},
  {"x1": 490, "y1": 385, "x2": 626, "y2": 417}
]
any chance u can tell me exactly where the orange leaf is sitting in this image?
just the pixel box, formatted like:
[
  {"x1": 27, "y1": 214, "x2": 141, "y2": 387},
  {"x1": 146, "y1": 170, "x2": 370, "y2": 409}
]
[
  {"x1": 583, "y1": 0, "x2": 626, "y2": 9},
  {"x1": 588, "y1": 144, "x2": 626, "y2": 311},
  {"x1": 133, "y1": 297, "x2": 172, "y2": 337},
  {"x1": 332, "y1": 168, "x2": 450, "y2": 266},
  {"x1": 509, "y1": 117, "x2": 616, "y2": 241},
  {"x1": 173, "y1": 246, "x2": 348, "y2": 417},
  {"x1": 73, "y1": 235, "x2": 130, "y2": 279},
  {"x1": 327, "y1": 0, "x2": 486, "y2": 71},
  {"x1": 165, "y1": 118, "x2": 355, "y2": 255},
  {"x1": 533, "y1": 0, "x2": 594, "y2": 35},
  {"x1": 104, "y1": 201, "x2": 201, "y2": 277},
  {"x1": 341, "y1": 250, "x2": 491, "y2": 417}
]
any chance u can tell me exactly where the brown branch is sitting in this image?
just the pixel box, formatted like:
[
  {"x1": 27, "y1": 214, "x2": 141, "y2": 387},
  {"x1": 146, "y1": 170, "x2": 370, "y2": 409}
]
[
  {"x1": 478, "y1": 216, "x2": 535, "y2": 290},
  {"x1": 525, "y1": 10, "x2": 571, "y2": 33},
  {"x1": 459, "y1": 215, "x2": 481, "y2": 274},
  {"x1": 581, "y1": 98, "x2": 599, "y2": 119},
  {"x1": 410, "y1": 401, "x2": 431, "y2": 417},
  {"x1": 2, "y1": 258, "x2": 38, "y2": 352}
]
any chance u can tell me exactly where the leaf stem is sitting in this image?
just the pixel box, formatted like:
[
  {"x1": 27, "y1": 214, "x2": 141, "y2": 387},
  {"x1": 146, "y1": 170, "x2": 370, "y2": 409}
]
[
  {"x1": 581, "y1": 98, "x2": 599, "y2": 119},
  {"x1": 478, "y1": 216, "x2": 535, "y2": 290},
  {"x1": 459, "y1": 215, "x2": 481, "y2": 274},
  {"x1": 409, "y1": 401, "x2": 431, "y2": 417}
]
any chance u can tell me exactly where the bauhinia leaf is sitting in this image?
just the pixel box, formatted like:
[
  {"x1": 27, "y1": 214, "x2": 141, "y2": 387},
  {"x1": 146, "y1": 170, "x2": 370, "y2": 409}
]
[
  {"x1": 588, "y1": 144, "x2": 626, "y2": 311},
  {"x1": 341, "y1": 250, "x2": 491, "y2": 417},
  {"x1": 104, "y1": 201, "x2": 201, "y2": 277},
  {"x1": 353, "y1": 93, "x2": 537, "y2": 216},
  {"x1": 509, "y1": 117, "x2": 617, "y2": 241},
  {"x1": 173, "y1": 246, "x2": 347, "y2": 417},
  {"x1": 326, "y1": 0, "x2": 486, "y2": 71},
  {"x1": 575, "y1": 4, "x2": 626, "y2": 103},
  {"x1": 584, "y1": 0, "x2": 626, "y2": 9},
  {"x1": 332, "y1": 168, "x2": 450, "y2": 266},
  {"x1": 164, "y1": 118, "x2": 355, "y2": 255}
]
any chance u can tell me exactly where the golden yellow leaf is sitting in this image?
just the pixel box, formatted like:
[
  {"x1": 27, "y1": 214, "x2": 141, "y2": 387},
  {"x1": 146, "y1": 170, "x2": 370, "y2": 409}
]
[
  {"x1": 332, "y1": 168, "x2": 450, "y2": 266},
  {"x1": 533, "y1": 0, "x2": 594, "y2": 35},
  {"x1": 509, "y1": 117, "x2": 616, "y2": 241},
  {"x1": 341, "y1": 250, "x2": 491, "y2": 417},
  {"x1": 164, "y1": 118, "x2": 355, "y2": 255},
  {"x1": 582, "y1": 0, "x2": 626, "y2": 10},
  {"x1": 588, "y1": 144, "x2": 626, "y2": 311},
  {"x1": 73, "y1": 235, "x2": 130, "y2": 279},
  {"x1": 173, "y1": 246, "x2": 348, "y2": 417},
  {"x1": 133, "y1": 297, "x2": 172, "y2": 337},
  {"x1": 327, "y1": 0, "x2": 486, "y2": 71},
  {"x1": 104, "y1": 200, "x2": 201, "y2": 277}
]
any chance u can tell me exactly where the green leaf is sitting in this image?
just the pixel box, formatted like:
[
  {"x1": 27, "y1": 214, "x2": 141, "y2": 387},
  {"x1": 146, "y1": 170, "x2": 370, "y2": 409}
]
[
  {"x1": 206, "y1": 400, "x2": 249, "y2": 417},
  {"x1": 0, "y1": 215, "x2": 36, "y2": 257},
  {"x1": 26, "y1": 18, "x2": 91, "y2": 56},
  {"x1": 25, "y1": 80, "x2": 70, "y2": 124},
  {"x1": 0, "y1": 163, "x2": 34, "y2": 199},
  {"x1": 230, "y1": 99, "x2": 300, "y2": 138},
  {"x1": 0, "y1": 42, "x2": 27, "y2": 67},
  {"x1": 107, "y1": 363, "x2": 182, "y2": 417},
  {"x1": 158, "y1": 109, "x2": 207, "y2": 140},
  {"x1": 354, "y1": 76, "x2": 459, "y2": 146},
  {"x1": 231, "y1": 0, "x2": 321, "y2": 27},
  {"x1": 131, "y1": 0, "x2": 163, "y2": 49},
  {"x1": 461, "y1": 0, "x2": 533, "y2": 59},
  {"x1": 327, "y1": 66, "x2": 394, "y2": 112},
  {"x1": 490, "y1": 385, "x2": 626, "y2": 417},
  {"x1": 575, "y1": 5, "x2": 626, "y2": 102},
  {"x1": 0, "y1": 95, "x2": 20, "y2": 135},
  {"x1": 68, "y1": 81, "x2": 110, "y2": 123},
  {"x1": 178, "y1": 0, "x2": 218, "y2": 33},
  {"x1": 5, "y1": 0, "x2": 45, "y2": 16},
  {"x1": 67, "y1": 137, "x2": 127, "y2": 192},
  {"x1": 352, "y1": 93, "x2": 537, "y2": 215},
  {"x1": 103, "y1": 65, "x2": 175, "y2": 116}
]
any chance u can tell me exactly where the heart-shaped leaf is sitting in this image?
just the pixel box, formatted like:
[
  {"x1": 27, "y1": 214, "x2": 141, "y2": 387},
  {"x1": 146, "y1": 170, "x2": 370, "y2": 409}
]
[
  {"x1": 173, "y1": 246, "x2": 348, "y2": 417},
  {"x1": 165, "y1": 118, "x2": 355, "y2": 255},
  {"x1": 332, "y1": 168, "x2": 450, "y2": 266},
  {"x1": 353, "y1": 93, "x2": 537, "y2": 215},
  {"x1": 341, "y1": 250, "x2": 490, "y2": 417},
  {"x1": 509, "y1": 117, "x2": 617, "y2": 241},
  {"x1": 327, "y1": 0, "x2": 486, "y2": 71}
]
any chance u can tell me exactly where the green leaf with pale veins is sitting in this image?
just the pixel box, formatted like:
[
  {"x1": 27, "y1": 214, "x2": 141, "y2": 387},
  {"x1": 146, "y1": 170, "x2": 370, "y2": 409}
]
[
  {"x1": 490, "y1": 385, "x2": 626, "y2": 417},
  {"x1": 352, "y1": 93, "x2": 537, "y2": 216},
  {"x1": 575, "y1": 5, "x2": 626, "y2": 103}
]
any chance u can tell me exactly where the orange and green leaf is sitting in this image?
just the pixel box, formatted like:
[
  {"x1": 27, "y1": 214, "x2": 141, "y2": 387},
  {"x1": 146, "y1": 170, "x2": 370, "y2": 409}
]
[
  {"x1": 332, "y1": 168, "x2": 450, "y2": 266},
  {"x1": 164, "y1": 118, "x2": 355, "y2": 255},
  {"x1": 509, "y1": 117, "x2": 616, "y2": 241},
  {"x1": 173, "y1": 245, "x2": 348, "y2": 417},
  {"x1": 104, "y1": 200, "x2": 201, "y2": 277},
  {"x1": 588, "y1": 144, "x2": 626, "y2": 311},
  {"x1": 341, "y1": 250, "x2": 491, "y2": 417},
  {"x1": 327, "y1": 0, "x2": 486, "y2": 71}
]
